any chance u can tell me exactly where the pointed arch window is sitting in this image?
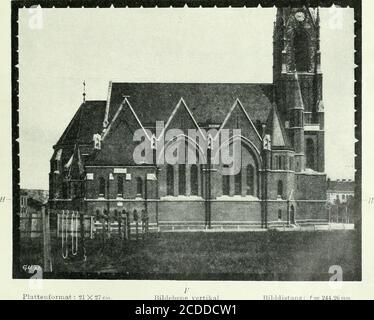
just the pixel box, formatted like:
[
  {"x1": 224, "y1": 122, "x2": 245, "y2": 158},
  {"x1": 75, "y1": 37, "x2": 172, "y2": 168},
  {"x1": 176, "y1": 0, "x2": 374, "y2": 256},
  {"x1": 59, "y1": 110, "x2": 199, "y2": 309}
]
[
  {"x1": 277, "y1": 180, "x2": 283, "y2": 198},
  {"x1": 289, "y1": 157, "x2": 294, "y2": 171},
  {"x1": 99, "y1": 177, "x2": 106, "y2": 197},
  {"x1": 190, "y1": 164, "x2": 198, "y2": 196},
  {"x1": 234, "y1": 170, "x2": 242, "y2": 195},
  {"x1": 136, "y1": 177, "x2": 143, "y2": 197},
  {"x1": 246, "y1": 164, "x2": 255, "y2": 196},
  {"x1": 179, "y1": 164, "x2": 186, "y2": 195},
  {"x1": 117, "y1": 176, "x2": 124, "y2": 197},
  {"x1": 278, "y1": 209, "x2": 282, "y2": 220},
  {"x1": 166, "y1": 165, "x2": 174, "y2": 196},
  {"x1": 222, "y1": 174, "x2": 230, "y2": 196},
  {"x1": 306, "y1": 138, "x2": 315, "y2": 169},
  {"x1": 294, "y1": 30, "x2": 310, "y2": 72}
]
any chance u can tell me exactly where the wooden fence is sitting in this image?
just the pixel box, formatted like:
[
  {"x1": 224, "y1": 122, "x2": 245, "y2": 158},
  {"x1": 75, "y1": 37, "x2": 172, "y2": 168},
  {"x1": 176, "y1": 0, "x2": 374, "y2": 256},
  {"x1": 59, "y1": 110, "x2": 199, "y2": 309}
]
[{"x1": 20, "y1": 207, "x2": 152, "y2": 272}]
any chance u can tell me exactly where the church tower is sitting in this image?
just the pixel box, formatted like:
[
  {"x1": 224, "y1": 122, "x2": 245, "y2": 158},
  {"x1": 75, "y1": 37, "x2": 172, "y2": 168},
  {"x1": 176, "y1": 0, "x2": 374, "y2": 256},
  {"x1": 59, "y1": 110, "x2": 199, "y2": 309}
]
[{"x1": 273, "y1": 7, "x2": 324, "y2": 172}]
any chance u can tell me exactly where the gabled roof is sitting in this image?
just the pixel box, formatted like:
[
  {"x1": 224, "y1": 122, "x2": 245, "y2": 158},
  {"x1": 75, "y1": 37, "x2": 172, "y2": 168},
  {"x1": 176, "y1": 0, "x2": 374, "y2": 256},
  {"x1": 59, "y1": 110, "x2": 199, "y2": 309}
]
[
  {"x1": 56, "y1": 101, "x2": 106, "y2": 146},
  {"x1": 218, "y1": 98, "x2": 262, "y2": 141},
  {"x1": 265, "y1": 103, "x2": 291, "y2": 149},
  {"x1": 104, "y1": 83, "x2": 274, "y2": 127},
  {"x1": 101, "y1": 97, "x2": 149, "y2": 141},
  {"x1": 160, "y1": 97, "x2": 205, "y2": 139}
]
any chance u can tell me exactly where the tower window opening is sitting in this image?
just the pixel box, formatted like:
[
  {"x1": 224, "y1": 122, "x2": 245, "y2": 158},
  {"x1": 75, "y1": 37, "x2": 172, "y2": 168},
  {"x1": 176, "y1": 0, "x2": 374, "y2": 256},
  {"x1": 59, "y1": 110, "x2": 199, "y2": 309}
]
[
  {"x1": 277, "y1": 180, "x2": 283, "y2": 198},
  {"x1": 294, "y1": 30, "x2": 310, "y2": 72}
]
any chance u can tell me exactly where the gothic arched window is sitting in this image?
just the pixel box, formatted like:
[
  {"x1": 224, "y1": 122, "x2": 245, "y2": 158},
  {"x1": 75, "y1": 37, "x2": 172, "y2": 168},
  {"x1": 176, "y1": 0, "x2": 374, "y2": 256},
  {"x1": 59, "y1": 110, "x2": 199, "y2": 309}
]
[
  {"x1": 294, "y1": 30, "x2": 310, "y2": 72},
  {"x1": 190, "y1": 164, "x2": 198, "y2": 196},
  {"x1": 179, "y1": 164, "x2": 186, "y2": 195},
  {"x1": 277, "y1": 180, "x2": 283, "y2": 198},
  {"x1": 234, "y1": 170, "x2": 242, "y2": 195},
  {"x1": 306, "y1": 138, "x2": 315, "y2": 169},
  {"x1": 274, "y1": 156, "x2": 278, "y2": 169},
  {"x1": 290, "y1": 205, "x2": 295, "y2": 224},
  {"x1": 99, "y1": 177, "x2": 106, "y2": 197},
  {"x1": 166, "y1": 165, "x2": 174, "y2": 196},
  {"x1": 222, "y1": 174, "x2": 230, "y2": 196},
  {"x1": 136, "y1": 177, "x2": 143, "y2": 197},
  {"x1": 117, "y1": 176, "x2": 124, "y2": 197},
  {"x1": 62, "y1": 182, "x2": 69, "y2": 199},
  {"x1": 246, "y1": 164, "x2": 255, "y2": 196}
]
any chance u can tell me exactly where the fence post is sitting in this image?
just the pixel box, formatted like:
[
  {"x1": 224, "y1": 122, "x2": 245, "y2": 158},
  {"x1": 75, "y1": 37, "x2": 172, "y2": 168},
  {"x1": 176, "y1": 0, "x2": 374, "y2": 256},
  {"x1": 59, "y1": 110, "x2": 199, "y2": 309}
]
[
  {"x1": 117, "y1": 211, "x2": 122, "y2": 239},
  {"x1": 134, "y1": 210, "x2": 139, "y2": 241},
  {"x1": 42, "y1": 206, "x2": 52, "y2": 272},
  {"x1": 56, "y1": 209, "x2": 60, "y2": 238},
  {"x1": 79, "y1": 211, "x2": 85, "y2": 260},
  {"x1": 136, "y1": 220, "x2": 139, "y2": 241},
  {"x1": 125, "y1": 212, "x2": 130, "y2": 241},
  {"x1": 107, "y1": 212, "x2": 111, "y2": 239},
  {"x1": 90, "y1": 216, "x2": 94, "y2": 239},
  {"x1": 100, "y1": 211, "x2": 105, "y2": 244}
]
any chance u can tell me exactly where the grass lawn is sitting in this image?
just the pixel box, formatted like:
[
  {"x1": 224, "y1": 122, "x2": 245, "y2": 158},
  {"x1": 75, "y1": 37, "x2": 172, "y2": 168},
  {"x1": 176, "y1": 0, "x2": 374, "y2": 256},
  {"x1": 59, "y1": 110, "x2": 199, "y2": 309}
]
[{"x1": 19, "y1": 230, "x2": 360, "y2": 281}]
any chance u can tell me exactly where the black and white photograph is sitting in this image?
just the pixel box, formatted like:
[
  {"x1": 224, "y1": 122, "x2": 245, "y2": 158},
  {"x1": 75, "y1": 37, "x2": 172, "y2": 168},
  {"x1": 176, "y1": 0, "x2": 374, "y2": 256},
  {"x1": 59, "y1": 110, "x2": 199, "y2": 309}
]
[{"x1": 9, "y1": 0, "x2": 362, "y2": 288}]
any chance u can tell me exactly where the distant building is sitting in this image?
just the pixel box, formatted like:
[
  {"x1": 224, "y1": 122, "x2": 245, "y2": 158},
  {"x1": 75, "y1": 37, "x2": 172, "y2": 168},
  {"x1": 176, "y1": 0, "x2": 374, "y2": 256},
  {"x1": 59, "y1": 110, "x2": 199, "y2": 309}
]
[
  {"x1": 326, "y1": 179, "x2": 355, "y2": 223},
  {"x1": 20, "y1": 189, "x2": 48, "y2": 238},
  {"x1": 326, "y1": 179, "x2": 355, "y2": 204}
]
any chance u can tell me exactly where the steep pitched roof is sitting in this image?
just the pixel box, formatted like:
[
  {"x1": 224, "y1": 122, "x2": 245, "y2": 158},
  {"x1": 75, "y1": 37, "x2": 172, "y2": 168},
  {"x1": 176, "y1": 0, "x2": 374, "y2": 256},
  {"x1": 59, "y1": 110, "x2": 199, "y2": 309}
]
[
  {"x1": 86, "y1": 98, "x2": 149, "y2": 166},
  {"x1": 56, "y1": 101, "x2": 106, "y2": 146},
  {"x1": 265, "y1": 103, "x2": 291, "y2": 149},
  {"x1": 293, "y1": 74, "x2": 305, "y2": 110},
  {"x1": 219, "y1": 98, "x2": 262, "y2": 140},
  {"x1": 104, "y1": 83, "x2": 274, "y2": 127}
]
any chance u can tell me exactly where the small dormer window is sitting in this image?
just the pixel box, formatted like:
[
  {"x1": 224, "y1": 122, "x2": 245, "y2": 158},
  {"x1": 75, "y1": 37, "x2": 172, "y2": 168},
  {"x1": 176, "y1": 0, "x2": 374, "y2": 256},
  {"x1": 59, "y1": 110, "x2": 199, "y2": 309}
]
[
  {"x1": 93, "y1": 133, "x2": 102, "y2": 150},
  {"x1": 53, "y1": 149, "x2": 62, "y2": 173}
]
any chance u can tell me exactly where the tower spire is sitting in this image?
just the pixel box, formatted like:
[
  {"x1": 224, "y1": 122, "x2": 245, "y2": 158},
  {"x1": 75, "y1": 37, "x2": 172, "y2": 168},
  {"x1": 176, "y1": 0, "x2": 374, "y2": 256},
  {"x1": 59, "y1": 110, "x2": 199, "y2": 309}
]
[{"x1": 83, "y1": 81, "x2": 86, "y2": 103}]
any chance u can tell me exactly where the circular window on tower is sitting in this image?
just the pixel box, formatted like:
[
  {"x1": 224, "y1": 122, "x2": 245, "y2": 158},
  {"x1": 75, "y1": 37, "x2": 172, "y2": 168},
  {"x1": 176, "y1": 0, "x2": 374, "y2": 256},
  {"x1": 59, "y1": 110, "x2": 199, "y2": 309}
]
[{"x1": 295, "y1": 11, "x2": 305, "y2": 22}]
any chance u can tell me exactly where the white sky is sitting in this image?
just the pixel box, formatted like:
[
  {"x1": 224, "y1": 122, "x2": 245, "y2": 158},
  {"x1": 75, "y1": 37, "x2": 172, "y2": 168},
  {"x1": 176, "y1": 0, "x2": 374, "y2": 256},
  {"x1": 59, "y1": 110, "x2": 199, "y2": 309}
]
[{"x1": 18, "y1": 7, "x2": 355, "y2": 190}]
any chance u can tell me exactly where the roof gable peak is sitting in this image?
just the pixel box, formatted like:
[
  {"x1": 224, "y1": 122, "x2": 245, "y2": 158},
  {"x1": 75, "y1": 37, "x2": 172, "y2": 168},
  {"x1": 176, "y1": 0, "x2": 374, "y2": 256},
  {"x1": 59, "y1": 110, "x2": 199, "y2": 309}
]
[
  {"x1": 266, "y1": 103, "x2": 291, "y2": 148},
  {"x1": 217, "y1": 98, "x2": 262, "y2": 141},
  {"x1": 101, "y1": 97, "x2": 151, "y2": 142},
  {"x1": 158, "y1": 97, "x2": 204, "y2": 140}
]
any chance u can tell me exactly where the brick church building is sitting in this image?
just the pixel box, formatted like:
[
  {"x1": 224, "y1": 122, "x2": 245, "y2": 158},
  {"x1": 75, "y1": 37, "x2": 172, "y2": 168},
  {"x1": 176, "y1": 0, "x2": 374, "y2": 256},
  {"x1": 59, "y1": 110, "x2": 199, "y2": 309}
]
[{"x1": 49, "y1": 7, "x2": 327, "y2": 228}]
